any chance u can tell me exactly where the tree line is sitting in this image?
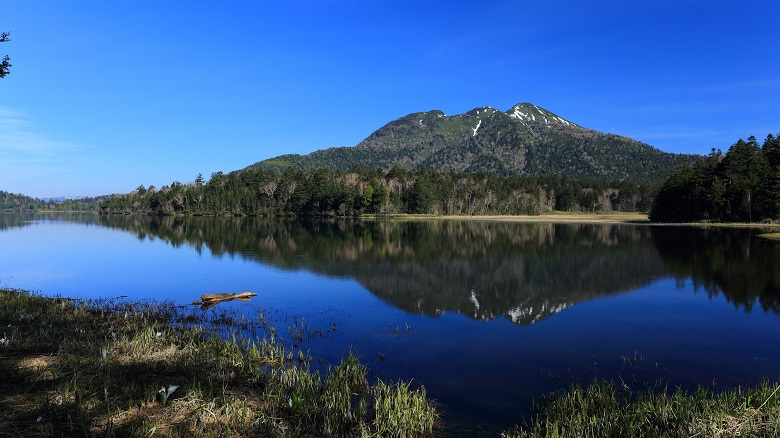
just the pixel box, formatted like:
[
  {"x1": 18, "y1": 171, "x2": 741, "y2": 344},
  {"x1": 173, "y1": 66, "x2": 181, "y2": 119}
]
[
  {"x1": 96, "y1": 167, "x2": 655, "y2": 217},
  {"x1": 650, "y1": 134, "x2": 780, "y2": 222},
  {"x1": 0, "y1": 191, "x2": 106, "y2": 213}
]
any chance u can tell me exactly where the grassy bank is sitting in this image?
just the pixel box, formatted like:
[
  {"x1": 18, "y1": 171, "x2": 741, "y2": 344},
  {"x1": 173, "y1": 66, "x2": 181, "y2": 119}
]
[
  {"x1": 375, "y1": 212, "x2": 650, "y2": 224},
  {"x1": 504, "y1": 379, "x2": 780, "y2": 438},
  {"x1": 0, "y1": 289, "x2": 437, "y2": 437},
  {"x1": 440, "y1": 212, "x2": 650, "y2": 224},
  {"x1": 381, "y1": 212, "x2": 780, "y2": 228}
]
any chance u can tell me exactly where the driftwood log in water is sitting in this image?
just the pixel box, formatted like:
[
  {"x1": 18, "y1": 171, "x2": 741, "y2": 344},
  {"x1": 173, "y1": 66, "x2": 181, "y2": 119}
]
[
  {"x1": 198, "y1": 292, "x2": 258, "y2": 310},
  {"x1": 200, "y1": 292, "x2": 257, "y2": 301}
]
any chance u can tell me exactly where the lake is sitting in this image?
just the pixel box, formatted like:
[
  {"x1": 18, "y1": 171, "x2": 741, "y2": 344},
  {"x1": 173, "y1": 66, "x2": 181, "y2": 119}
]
[{"x1": 1, "y1": 213, "x2": 779, "y2": 435}]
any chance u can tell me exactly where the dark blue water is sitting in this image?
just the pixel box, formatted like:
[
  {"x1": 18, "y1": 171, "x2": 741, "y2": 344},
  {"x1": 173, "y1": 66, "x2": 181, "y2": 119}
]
[{"x1": 2, "y1": 214, "x2": 779, "y2": 436}]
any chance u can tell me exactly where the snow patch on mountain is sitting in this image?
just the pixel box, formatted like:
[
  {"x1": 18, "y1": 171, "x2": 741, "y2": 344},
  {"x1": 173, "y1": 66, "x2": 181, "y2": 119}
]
[
  {"x1": 472, "y1": 119, "x2": 482, "y2": 136},
  {"x1": 508, "y1": 103, "x2": 577, "y2": 127},
  {"x1": 509, "y1": 108, "x2": 528, "y2": 120}
]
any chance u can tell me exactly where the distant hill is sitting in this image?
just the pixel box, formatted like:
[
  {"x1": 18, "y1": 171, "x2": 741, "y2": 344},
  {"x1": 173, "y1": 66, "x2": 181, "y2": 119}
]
[
  {"x1": 247, "y1": 103, "x2": 691, "y2": 183},
  {"x1": 0, "y1": 190, "x2": 106, "y2": 213}
]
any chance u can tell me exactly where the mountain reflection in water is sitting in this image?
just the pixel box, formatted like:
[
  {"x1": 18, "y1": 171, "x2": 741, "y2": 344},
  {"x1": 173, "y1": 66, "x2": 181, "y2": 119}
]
[
  {"x1": 99, "y1": 217, "x2": 661, "y2": 323},
  {"x1": 96, "y1": 216, "x2": 780, "y2": 322}
]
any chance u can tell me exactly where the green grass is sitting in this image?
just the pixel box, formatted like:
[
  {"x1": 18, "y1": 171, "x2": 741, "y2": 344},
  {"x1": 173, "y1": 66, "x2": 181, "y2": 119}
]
[
  {"x1": 503, "y1": 379, "x2": 780, "y2": 438},
  {"x1": 0, "y1": 289, "x2": 438, "y2": 437}
]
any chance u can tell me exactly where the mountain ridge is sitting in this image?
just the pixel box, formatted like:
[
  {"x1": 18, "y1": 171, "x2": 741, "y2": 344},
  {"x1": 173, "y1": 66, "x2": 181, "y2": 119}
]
[{"x1": 246, "y1": 103, "x2": 691, "y2": 183}]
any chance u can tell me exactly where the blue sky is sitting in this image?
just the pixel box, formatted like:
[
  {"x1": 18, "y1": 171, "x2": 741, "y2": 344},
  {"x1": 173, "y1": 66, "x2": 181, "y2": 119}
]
[{"x1": 1, "y1": 1, "x2": 778, "y2": 198}]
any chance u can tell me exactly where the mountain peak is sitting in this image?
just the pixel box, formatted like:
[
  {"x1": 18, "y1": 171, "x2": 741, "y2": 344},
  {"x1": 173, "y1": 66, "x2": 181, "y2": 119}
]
[
  {"x1": 465, "y1": 106, "x2": 499, "y2": 114},
  {"x1": 246, "y1": 101, "x2": 687, "y2": 183},
  {"x1": 507, "y1": 102, "x2": 579, "y2": 127}
]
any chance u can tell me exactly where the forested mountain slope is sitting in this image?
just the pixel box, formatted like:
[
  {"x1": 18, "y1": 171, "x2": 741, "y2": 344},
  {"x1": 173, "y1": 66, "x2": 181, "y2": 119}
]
[{"x1": 248, "y1": 103, "x2": 690, "y2": 183}]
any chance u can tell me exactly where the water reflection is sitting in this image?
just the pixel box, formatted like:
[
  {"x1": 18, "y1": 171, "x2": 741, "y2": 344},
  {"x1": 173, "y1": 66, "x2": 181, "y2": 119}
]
[
  {"x1": 0, "y1": 212, "x2": 99, "y2": 231},
  {"x1": 96, "y1": 216, "x2": 676, "y2": 323},
  {"x1": 651, "y1": 226, "x2": 780, "y2": 314}
]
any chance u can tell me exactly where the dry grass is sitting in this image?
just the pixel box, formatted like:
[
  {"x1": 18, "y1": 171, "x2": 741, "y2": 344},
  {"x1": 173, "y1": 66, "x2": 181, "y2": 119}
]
[
  {"x1": 0, "y1": 289, "x2": 438, "y2": 437},
  {"x1": 438, "y1": 212, "x2": 649, "y2": 223},
  {"x1": 382, "y1": 211, "x2": 649, "y2": 223},
  {"x1": 386, "y1": 212, "x2": 780, "y2": 228}
]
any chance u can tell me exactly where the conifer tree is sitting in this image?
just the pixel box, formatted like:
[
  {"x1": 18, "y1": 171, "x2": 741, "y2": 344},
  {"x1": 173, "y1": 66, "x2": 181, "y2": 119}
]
[{"x1": 1, "y1": 32, "x2": 10, "y2": 78}]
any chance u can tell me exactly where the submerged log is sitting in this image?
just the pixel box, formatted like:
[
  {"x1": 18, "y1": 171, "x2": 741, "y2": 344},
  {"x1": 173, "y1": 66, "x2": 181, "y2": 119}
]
[{"x1": 200, "y1": 292, "x2": 257, "y2": 301}]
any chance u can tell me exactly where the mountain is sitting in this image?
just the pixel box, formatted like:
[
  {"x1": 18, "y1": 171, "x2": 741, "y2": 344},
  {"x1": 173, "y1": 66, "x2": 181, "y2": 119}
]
[{"x1": 247, "y1": 103, "x2": 690, "y2": 183}]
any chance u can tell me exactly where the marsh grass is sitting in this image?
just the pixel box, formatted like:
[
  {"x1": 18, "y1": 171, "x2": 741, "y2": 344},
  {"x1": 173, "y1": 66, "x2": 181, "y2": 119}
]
[
  {"x1": 373, "y1": 379, "x2": 437, "y2": 437},
  {"x1": 503, "y1": 379, "x2": 780, "y2": 438},
  {"x1": 0, "y1": 289, "x2": 437, "y2": 437}
]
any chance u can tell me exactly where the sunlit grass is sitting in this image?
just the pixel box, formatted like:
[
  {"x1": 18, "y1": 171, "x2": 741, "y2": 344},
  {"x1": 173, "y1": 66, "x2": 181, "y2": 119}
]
[{"x1": 0, "y1": 288, "x2": 438, "y2": 437}]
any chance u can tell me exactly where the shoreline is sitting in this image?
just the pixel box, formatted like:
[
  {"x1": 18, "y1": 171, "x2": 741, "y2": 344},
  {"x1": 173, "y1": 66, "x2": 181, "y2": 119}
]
[
  {"x1": 0, "y1": 289, "x2": 437, "y2": 437},
  {"x1": 386, "y1": 212, "x2": 780, "y2": 228},
  {"x1": 11, "y1": 210, "x2": 780, "y2": 228},
  {"x1": 437, "y1": 212, "x2": 649, "y2": 223}
]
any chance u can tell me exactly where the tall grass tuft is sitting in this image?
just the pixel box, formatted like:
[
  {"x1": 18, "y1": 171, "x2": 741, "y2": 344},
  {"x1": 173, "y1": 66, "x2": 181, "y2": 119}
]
[
  {"x1": 321, "y1": 353, "x2": 370, "y2": 435},
  {"x1": 262, "y1": 352, "x2": 437, "y2": 437},
  {"x1": 373, "y1": 379, "x2": 437, "y2": 437}
]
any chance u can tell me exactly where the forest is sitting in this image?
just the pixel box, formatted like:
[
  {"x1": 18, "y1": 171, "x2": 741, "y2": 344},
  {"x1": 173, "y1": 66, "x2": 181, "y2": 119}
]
[
  {"x1": 96, "y1": 167, "x2": 655, "y2": 217},
  {"x1": 650, "y1": 134, "x2": 780, "y2": 222},
  {"x1": 0, "y1": 191, "x2": 104, "y2": 213}
]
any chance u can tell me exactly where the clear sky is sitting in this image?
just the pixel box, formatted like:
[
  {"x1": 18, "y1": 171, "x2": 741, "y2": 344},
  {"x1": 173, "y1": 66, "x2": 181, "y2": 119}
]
[{"x1": 1, "y1": 1, "x2": 778, "y2": 198}]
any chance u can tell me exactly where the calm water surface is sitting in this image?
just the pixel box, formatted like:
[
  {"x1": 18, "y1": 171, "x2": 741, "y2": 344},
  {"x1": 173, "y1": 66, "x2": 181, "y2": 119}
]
[{"x1": 1, "y1": 213, "x2": 779, "y2": 436}]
